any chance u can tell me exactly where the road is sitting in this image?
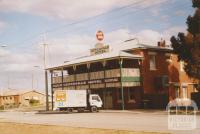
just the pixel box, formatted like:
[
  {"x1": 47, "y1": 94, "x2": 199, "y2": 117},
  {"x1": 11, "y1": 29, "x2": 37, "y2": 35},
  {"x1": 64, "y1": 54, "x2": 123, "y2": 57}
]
[{"x1": 0, "y1": 110, "x2": 199, "y2": 134}]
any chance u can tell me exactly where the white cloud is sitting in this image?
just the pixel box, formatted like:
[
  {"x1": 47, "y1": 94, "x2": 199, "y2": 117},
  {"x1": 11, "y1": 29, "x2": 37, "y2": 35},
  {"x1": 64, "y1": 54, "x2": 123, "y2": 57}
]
[
  {"x1": 0, "y1": 0, "x2": 169, "y2": 21},
  {"x1": 133, "y1": 29, "x2": 163, "y2": 45},
  {"x1": 127, "y1": 26, "x2": 187, "y2": 46},
  {"x1": 163, "y1": 25, "x2": 186, "y2": 44},
  {"x1": 0, "y1": 47, "x2": 9, "y2": 56},
  {"x1": 0, "y1": 20, "x2": 6, "y2": 32},
  {"x1": 0, "y1": 0, "x2": 125, "y2": 20},
  {"x1": 174, "y1": 10, "x2": 186, "y2": 16}
]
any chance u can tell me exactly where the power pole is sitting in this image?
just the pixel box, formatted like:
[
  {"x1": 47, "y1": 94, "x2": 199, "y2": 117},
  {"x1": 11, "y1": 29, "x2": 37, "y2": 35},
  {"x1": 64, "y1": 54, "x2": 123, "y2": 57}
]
[
  {"x1": 44, "y1": 43, "x2": 49, "y2": 111},
  {"x1": 43, "y1": 34, "x2": 49, "y2": 111}
]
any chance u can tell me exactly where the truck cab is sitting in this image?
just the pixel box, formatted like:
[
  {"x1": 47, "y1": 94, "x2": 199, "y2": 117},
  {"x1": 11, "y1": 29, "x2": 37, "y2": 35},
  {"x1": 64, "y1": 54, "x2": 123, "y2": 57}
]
[{"x1": 89, "y1": 94, "x2": 102, "y2": 112}]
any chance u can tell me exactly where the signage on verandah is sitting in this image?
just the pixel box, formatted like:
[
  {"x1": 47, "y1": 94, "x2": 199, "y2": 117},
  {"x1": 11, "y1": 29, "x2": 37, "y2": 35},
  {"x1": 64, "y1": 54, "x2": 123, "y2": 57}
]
[{"x1": 52, "y1": 77, "x2": 140, "y2": 88}]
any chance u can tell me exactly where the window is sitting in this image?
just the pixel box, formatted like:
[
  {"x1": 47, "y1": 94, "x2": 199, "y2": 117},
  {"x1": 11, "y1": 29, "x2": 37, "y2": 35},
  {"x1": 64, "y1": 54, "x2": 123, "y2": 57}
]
[
  {"x1": 92, "y1": 96, "x2": 100, "y2": 101},
  {"x1": 149, "y1": 54, "x2": 156, "y2": 70},
  {"x1": 128, "y1": 88, "x2": 136, "y2": 102}
]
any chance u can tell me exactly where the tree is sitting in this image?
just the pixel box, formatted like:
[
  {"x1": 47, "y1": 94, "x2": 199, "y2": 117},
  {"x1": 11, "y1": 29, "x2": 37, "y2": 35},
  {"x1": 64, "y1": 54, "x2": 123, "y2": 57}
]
[{"x1": 171, "y1": 0, "x2": 200, "y2": 90}]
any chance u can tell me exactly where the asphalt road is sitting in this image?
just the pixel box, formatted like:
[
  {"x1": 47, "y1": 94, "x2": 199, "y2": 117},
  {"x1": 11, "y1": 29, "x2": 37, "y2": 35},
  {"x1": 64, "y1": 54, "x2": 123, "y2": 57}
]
[{"x1": 0, "y1": 110, "x2": 199, "y2": 134}]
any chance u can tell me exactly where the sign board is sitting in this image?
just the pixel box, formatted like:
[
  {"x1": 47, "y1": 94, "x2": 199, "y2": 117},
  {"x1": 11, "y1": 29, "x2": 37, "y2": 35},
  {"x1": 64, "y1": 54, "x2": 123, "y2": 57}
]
[
  {"x1": 56, "y1": 90, "x2": 66, "y2": 101},
  {"x1": 96, "y1": 30, "x2": 104, "y2": 41},
  {"x1": 53, "y1": 77, "x2": 139, "y2": 88},
  {"x1": 54, "y1": 90, "x2": 87, "y2": 108},
  {"x1": 90, "y1": 45, "x2": 109, "y2": 55}
]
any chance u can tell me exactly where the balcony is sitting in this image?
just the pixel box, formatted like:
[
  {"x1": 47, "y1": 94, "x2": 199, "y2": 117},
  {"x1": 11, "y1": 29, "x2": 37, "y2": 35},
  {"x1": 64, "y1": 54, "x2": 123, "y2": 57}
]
[
  {"x1": 52, "y1": 68, "x2": 140, "y2": 84},
  {"x1": 90, "y1": 71, "x2": 104, "y2": 80}
]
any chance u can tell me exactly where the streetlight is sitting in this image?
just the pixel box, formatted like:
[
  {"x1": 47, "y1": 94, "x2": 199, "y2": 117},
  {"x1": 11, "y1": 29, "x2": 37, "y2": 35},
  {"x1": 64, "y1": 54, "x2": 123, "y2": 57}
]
[
  {"x1": 41, "y1": 33, "x2": 49, "y2": 111},
  {"x1": 32, "y1": 66, "x2": 40, "y2": 90},
  {"x1": 0, "y1": 45, "x2": 7, "y2": 48},
  {"x1": 124, "y1": 38, "x2": 139, "y2": 44}
]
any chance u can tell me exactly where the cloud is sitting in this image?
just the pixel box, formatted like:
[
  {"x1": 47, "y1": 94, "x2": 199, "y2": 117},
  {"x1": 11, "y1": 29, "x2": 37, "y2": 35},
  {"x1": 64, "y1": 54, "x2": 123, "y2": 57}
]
[
  {"x1": 0, "y1": 20, "x2": 6, "y2": 32},
  {"x1": 0, "y1": 47, "x2": 9, "y2": 56},
  {"x1": 163, "y1": 25, "x2": 186, "y2": 44},
  {"x1": 0, "y1": 0, "x2": 169, "y2": 21},
  {"x1": 174, "y1": 10, "x2": 186, "y2": 16},
  {"x1": 133, "y1": 29, "x2": 163, "y2": 45},
  {"x1": 0, "y1": 0, "x2": 125, "y2": 20}
]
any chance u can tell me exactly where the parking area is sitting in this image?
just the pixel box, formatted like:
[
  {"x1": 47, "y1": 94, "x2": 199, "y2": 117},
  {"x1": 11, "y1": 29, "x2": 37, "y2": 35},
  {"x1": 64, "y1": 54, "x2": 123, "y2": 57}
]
[{"x1": 0, "y1": 110, "x2": 199, "y2": 134}]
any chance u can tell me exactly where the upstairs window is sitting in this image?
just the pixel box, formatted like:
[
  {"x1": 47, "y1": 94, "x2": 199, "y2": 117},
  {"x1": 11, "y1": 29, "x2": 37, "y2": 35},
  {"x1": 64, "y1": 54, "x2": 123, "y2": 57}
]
[{"x1": 149, "y1": 53, "x2": 156, "y2": 70}]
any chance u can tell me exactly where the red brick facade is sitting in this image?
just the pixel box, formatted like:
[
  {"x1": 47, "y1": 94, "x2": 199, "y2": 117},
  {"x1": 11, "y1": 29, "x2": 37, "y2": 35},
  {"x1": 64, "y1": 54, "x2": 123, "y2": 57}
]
[{"x1": 124, "y1": 46, "x2": 197, "y2": 108}]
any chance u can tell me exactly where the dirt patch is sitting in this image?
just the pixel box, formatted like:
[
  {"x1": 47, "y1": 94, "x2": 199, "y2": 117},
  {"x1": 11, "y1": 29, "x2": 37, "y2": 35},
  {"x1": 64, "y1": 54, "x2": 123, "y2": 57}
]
[{"x1": 0, "y1": 122, "x2": 169, "y2": 134}]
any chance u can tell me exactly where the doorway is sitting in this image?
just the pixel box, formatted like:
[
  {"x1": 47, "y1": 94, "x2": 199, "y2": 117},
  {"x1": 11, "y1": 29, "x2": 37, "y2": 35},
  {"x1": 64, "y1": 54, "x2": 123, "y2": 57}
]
[{"x1": 104, "y1": 90, "x2": 113, "y2": 109}]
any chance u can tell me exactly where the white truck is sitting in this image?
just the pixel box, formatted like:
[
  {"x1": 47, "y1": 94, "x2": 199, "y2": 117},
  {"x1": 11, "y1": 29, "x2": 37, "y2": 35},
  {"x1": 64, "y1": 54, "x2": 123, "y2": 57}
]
[{"x1": 54, "y1": 90, "x2": 103, "y2": 112}]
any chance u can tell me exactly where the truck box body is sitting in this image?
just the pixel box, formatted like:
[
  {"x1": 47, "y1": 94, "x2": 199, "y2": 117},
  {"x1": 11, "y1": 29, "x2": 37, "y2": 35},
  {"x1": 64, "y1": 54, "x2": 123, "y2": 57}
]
[{"x1": 55, "y1": 90, "x2": 87, "y2": 108}]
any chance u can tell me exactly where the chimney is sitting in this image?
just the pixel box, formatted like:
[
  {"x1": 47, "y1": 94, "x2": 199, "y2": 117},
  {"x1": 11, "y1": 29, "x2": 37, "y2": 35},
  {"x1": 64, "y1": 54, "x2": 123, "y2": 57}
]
[
  {"x1": 158, "y1": 38, "x2": 166, "y2": 47},
  {"x1": 161, "y1": 40, "x2": 166, "y2": 47},
  {"x1": 157, "y1": 41, "x2": 161, "y2": 47}
]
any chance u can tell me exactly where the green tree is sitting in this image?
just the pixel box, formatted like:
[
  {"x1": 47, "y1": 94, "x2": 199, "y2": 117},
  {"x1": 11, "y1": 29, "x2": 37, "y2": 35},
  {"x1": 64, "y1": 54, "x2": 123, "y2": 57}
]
[{"x1": 171, "y1": 0, "x2": 200, "y2": 90}]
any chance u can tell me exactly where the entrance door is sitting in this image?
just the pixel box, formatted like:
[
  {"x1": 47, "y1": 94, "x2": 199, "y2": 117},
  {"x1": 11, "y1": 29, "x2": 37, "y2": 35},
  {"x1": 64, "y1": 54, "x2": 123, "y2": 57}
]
[{"x1": 104, "y1": 90, "x2": 113, "y2": 109}]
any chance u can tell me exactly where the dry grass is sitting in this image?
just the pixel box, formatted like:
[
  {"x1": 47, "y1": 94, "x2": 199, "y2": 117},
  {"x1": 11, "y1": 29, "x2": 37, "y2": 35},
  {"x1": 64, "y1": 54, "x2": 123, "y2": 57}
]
[{"x1": 0, "y1": 122, "x2": 169, "y2": 134}]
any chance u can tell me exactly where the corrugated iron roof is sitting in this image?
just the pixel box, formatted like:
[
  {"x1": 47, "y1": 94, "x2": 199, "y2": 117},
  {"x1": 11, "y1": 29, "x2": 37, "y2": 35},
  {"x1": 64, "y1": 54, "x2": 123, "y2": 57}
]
[
  {"x1": 0, "y1": 89, "x2": 45, "y2": 96},
  {"x1": 46, "y1": 40, "x2": 172, "y2": 70},
  {"x1": 47, "y1": 50, "x2": 143, "y2": 70}
]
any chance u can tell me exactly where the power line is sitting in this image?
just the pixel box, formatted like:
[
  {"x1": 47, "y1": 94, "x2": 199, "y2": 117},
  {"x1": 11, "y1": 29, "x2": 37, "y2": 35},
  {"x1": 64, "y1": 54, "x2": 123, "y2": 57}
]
[
  {"x1": 47, "y1": 0, "x2": 188, "y2": 38},
  {"x1": 45, "y1": 0, "x2": 145, "y2": 34},
  {"x1": 1, "y1": 0, "x2": 145, "y2": 48},
  {"x1": 2, "y1": 0, "x2": 190, "y2": 52}
]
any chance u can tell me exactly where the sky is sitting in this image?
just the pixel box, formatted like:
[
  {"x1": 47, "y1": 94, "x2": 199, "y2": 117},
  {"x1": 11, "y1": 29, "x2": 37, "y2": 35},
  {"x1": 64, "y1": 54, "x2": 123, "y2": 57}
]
[{"x1": 0, "y1": 0, "x2": 194, "y2": 91}]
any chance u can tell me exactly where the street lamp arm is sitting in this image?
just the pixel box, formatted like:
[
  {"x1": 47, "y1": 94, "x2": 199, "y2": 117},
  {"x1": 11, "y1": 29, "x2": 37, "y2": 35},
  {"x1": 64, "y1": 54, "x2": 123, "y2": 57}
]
[{"x1": 124, "y1": 38, "x2": 139, "y2": 44}]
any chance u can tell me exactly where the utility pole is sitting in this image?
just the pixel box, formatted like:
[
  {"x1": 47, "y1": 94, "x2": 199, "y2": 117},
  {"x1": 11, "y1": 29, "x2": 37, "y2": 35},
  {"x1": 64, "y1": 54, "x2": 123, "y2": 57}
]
[
  {"x1": 44, "y1": 43, "x2": 49, "y2": 111},
  {"x1": 119, "y1": 59, "x2": 125, "y2": 110},
  {"x1": 42, "y1": 34, "x2": 49, "y2": 111}
]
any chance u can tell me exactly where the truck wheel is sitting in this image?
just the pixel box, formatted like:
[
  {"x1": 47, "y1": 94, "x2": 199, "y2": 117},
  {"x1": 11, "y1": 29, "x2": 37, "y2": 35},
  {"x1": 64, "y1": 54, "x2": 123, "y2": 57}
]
[
  {"x1": 91, "y1": 106, "x2": 97, "y2": 112},
  {"x1": 68, "y1": 108, "x2": 73, "y2": 113}
]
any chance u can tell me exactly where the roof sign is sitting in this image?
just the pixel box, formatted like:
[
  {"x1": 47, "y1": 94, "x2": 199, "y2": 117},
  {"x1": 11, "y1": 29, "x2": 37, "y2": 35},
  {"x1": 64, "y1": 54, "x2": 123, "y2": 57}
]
[{"x1": 96, "y1": 30, "x2": 104, "y2": 41}]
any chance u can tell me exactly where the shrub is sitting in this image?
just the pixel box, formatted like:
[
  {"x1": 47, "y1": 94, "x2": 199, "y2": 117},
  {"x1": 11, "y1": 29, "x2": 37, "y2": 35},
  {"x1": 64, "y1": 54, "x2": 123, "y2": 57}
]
[
  {"x1": 0, "y1": 105, "x2": 4, "y2": 110},
  {"x1": 29, "y1": 99, "x2": 40, "y2": 106}
]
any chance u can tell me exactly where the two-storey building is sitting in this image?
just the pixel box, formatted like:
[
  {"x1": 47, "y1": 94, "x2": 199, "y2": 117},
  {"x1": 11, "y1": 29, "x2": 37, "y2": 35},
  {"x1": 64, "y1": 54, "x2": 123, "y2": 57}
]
[{"x1": 47, "y1": 39, "x2": 197, "y2": 109}]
